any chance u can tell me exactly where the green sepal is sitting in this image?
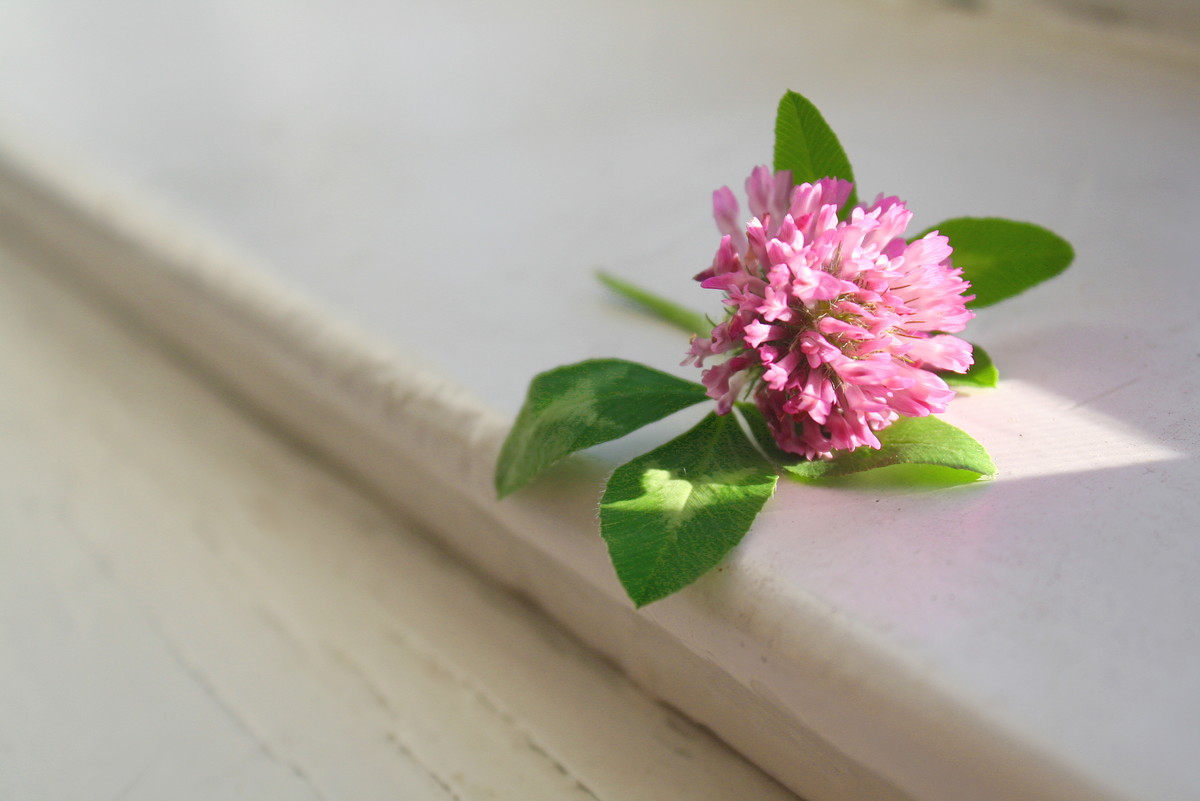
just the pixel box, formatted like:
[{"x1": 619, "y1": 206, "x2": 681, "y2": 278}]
[
  {"x1": 600, "y1": 412, "x2": 778, "y2": 607},
  {"x1": 495, "y1": 359, "x2": 709, "y2": 498}
]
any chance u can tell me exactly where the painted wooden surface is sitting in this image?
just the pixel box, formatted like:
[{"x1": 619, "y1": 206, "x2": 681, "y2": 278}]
[
  {"x1": 1, "y1": 1, "x2": 1198, "y2": 799},
  {"x1": 0, "y1": 243, "x2": 798, "y2": 800}
]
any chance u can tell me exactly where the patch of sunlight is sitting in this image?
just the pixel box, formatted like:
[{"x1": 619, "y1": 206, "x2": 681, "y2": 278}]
[{"x1": 956, "y1": 378, "x2": 1185, "y2": 480}]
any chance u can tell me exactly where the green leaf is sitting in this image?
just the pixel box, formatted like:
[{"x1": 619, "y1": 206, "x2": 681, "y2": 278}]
[
  {"x1": 780, "y1": 416, "x2": 996, "y2": 481},
  {"x1": 773, "y1": 90, "x2": 858, "y2": 210},
  {"x1": 600, "y1": 413, "x2": 778, "y2": 607},
  {"x1": 495, "y1": 359, "x2": 709, "y2": 498},
  {"x1": 920, "y1": 217, "x2": 1074, "y2": 308},
  {"x1": 938, "y1": 342, "x2": 998, "y2": 388},
  {"x1": 736, "y1": 401, "x2": 793, "y2": 463},
  {"x1": 597, "y1": 271, "x2": 711, "y2": 336}
]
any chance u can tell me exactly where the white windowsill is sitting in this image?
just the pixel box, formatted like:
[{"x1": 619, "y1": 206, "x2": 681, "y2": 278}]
[
  {"x1": 0, "y1": 240, "x2": 801, "y2": 801},
  {"x1": 2, "y1": 2, "x2": 1198, "y2": 799}
]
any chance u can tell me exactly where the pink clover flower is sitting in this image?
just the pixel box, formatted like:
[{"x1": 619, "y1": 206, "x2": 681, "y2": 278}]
[{"x1": 685, "y1": 167, "x2": 975, "y2": 460}]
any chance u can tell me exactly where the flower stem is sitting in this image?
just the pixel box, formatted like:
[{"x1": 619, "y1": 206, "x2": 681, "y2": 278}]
[{"x1": 596, "y1": 271, "x2": 711, "y2": 336}]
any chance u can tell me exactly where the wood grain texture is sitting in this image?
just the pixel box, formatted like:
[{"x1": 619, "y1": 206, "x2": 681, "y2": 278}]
[
  {"x1": 1, "y1": 4, "x2": 1197, "y2": 800},
  {"x1": 0, "y1": 244, "x2": 798, "y2": 801}
]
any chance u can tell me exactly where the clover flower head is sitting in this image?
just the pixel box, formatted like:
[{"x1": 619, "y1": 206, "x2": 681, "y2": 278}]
[{"x1": 685, "y1": 166, "x2": 975, "y2": 460}]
